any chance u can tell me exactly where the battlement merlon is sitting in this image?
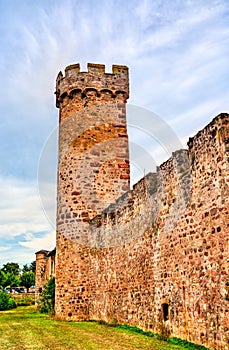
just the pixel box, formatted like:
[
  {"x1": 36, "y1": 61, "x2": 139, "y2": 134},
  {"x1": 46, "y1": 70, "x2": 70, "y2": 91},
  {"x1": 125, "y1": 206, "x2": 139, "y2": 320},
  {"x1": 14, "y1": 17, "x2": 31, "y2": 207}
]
[{"x1": 55, "y1": 63, "x2": 129, "y2": 106}]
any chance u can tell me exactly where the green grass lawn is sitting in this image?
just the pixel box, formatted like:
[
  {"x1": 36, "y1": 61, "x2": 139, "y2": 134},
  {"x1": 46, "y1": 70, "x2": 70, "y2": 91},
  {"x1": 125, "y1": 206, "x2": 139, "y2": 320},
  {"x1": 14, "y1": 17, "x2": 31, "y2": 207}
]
[{"x1": 0, "y1": 306, "x2": 197, "y2": 350}]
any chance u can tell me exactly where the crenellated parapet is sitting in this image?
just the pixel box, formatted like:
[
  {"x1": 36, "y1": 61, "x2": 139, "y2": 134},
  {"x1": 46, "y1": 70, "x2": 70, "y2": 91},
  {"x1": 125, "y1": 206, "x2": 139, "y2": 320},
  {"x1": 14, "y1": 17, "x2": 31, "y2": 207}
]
[{"x1": 55, "y1": 63, "x2": 129, "y2": 108}]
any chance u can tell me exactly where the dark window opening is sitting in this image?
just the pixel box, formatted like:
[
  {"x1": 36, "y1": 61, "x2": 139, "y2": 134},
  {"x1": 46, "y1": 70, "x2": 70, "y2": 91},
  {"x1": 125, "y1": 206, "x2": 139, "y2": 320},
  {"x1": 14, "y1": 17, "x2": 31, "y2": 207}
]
[{"x1": 162, "y1": 303, "x2": 169, "y2": 321}]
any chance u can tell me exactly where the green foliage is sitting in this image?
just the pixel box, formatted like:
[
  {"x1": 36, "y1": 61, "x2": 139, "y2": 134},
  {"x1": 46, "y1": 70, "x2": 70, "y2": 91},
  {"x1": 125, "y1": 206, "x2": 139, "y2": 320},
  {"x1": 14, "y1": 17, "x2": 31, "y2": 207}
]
[
  {"x1": 3, "y1": 272, "x2": 20, "y2": 290},
  {"x1": 0, "y1": 270, "x2": 7, "y2": 288},
  {"x1": 117, "y1": 324, "x2": 210, "y2": 350},
  {"x1": 20, "y1": 271, "x2": 35, "y2": 292},
  {"x1": 22, "y1": 261, "x2": 36, "y2": 274},
  {"x1": 118, "y1": 324, "x2": 155, "y2": 337},
  {"x1": 0, "y1": 305, "x2": 195, "y2": 350},
  {"x1": 168, "y1": 337, "x2": 210, "y2": 350},
  {"x1": 1, "y1": 262, "x2": 20, "y2": 275},
  {"x1": 0, "y1": 262, "x2": 21, "y2": 292},
  {"x1": 22, "y1": 264, "x2": 30, "y2": 273},
  {"x1": 16, "y1": 296, "x2": 35, "y2": 306},
  {"x1": 38, "y1": 277, "x2": 55, "y2": 314},
  {"x1": 0, "y1": 263, "x2": 20, "y2": 291},
  {"x1": 11, "y1": 293, "x2": 35, "y2": 307},
  {"x1": 0, "y1": 291, "x2": 17, "y2": 310},
  {"x1": 29, "y1": 261, "x2": 36, "y2": 273}
]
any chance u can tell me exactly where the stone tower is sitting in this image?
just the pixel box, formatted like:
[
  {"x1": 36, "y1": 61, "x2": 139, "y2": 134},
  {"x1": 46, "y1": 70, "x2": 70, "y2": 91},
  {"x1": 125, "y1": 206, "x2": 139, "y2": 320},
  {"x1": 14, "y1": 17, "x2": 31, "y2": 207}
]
[{"x1": 55, "y1": 63, "x2": 130, "y2": 320}]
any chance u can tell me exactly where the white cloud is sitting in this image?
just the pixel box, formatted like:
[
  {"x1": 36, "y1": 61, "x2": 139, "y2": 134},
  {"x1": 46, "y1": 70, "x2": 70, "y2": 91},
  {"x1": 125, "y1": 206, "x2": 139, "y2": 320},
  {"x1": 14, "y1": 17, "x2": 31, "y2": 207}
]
[
  {"x1": 0, "y1": 0, "x2": 229, "y2": 264},
  {"x1": 2, "y1": 0, "x2": 229, "y2": 123},
  {"x1": 0, "y1": 175, "x2": 55, "y2": 266},
  {"x1": 19, "y1": 230, "x2": 55, "y2": 251},
  {"x1": 0, "y1": 248, "x2": 39, "y2": 269},
  {"x1": 0, "y1": 176, "x2": 51, "y2": 239},
  {"x1": 0, "y1": 246, "x2": 10, "y2": 252},
  {"x1": 169, "y1": 96, "x2": 229, "y2": 139}
]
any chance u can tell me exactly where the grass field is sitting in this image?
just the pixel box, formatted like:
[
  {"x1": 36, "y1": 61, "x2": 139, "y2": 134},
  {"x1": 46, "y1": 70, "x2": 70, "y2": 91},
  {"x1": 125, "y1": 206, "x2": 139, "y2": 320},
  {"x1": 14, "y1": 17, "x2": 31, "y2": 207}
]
[{"x1": 0, "y1": 306, "x2": 198, "y2": 350}]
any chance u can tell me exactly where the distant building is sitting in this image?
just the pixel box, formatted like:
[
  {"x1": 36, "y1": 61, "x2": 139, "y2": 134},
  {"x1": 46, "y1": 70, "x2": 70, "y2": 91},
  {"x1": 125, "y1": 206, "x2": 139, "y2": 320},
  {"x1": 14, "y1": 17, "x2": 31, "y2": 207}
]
[{"x1": 35, "y1": 248, "x2": 55, "y2": 296}]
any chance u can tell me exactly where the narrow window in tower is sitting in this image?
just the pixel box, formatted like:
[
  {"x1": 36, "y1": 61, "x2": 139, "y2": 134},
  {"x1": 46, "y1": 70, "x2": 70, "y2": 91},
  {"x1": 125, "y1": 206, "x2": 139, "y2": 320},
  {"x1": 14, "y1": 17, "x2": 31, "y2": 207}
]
[{"x1": 162, "y1": 303, "x2": 169, "y2": 321}]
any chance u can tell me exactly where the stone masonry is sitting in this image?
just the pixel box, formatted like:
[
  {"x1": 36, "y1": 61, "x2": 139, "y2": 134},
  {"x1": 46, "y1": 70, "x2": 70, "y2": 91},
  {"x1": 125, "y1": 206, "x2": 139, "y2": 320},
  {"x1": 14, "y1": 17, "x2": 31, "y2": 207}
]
[
  {"x1": 55, "y1": 63, "x2": 130, "y2": 321},
  {"x1": 35, "y1": 248, "x2": 55, "y2": 304},
  {"x1": 36, "y1": 63, "x2": 229, "y2": 350}
]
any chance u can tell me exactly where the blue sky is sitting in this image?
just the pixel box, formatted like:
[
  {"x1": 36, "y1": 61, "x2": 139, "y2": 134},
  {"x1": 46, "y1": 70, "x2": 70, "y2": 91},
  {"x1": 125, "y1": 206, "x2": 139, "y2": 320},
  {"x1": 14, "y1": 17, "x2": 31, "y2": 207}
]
[{"x1": 0, "y1": 0, "x2": 229, "y2": 267}]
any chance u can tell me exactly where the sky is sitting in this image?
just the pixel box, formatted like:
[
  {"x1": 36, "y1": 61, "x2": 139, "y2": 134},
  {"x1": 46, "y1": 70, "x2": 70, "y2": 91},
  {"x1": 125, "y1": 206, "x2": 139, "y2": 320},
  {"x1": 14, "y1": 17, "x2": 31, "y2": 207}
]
[{"x1": 0, "y1": 0, "x2": 229, "y2": 267}]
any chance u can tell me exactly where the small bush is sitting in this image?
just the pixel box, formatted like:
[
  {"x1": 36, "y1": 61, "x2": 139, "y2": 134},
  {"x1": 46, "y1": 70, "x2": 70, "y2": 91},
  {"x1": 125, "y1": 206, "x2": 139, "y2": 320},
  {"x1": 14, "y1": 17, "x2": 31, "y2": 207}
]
[
  {"x1": 169, "y1": 337, "x2": 210, "y2": 349},
  {"x1": 38, "y1": 277, "x2": 55, "y2": 314},
  {"x1": 16, "y1": 296, "x2": 35, "y2": 306},
  {"x1": 118, "y1": 324, "x2": 210, "y2": 349},
  {"x1": 0, "y1": 291, "x2": 17, "y2": 310}
]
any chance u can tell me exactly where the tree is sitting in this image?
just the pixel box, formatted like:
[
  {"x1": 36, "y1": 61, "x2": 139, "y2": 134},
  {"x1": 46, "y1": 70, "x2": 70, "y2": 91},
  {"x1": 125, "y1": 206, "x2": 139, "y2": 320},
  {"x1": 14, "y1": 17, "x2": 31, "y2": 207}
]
[
  {"x1": 38, "y1": 277, "x2": 55, "y2": 313},
  {"x1": 22, "y1": 264, "x2": 30, "y2": 273},
  {"x1": 20, "y1": 271, "x2": 35, "y2": 292},
  {"x1": 0, "y1": 271, "x2": 7, "y2": 289},
  {"x1": 1, "y1": 262, "x2": 20, "y2": 292},
  {"x1": 22, "y1": 261, "x2": 36, "y2": 274},
  {"x1": 2, "y1": 273, "x2": 20, "y2": 292},
  {"x1": 29, "y1": 261, "x2": 36, "y2": 273},
  {"x1": 1, "y1": 262, "x2": 20, "y2": 275}
]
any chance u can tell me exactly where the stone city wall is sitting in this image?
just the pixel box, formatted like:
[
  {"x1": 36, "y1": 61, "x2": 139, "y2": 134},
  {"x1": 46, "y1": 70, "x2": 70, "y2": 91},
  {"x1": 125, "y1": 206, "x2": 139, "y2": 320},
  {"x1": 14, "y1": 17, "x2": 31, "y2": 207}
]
[
  {"x1": 36, "y1": 62, "x2": 229, "y2": 350},
  {"x1": 86, "y1": 113, "x2": 229, "y2": 350}
]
